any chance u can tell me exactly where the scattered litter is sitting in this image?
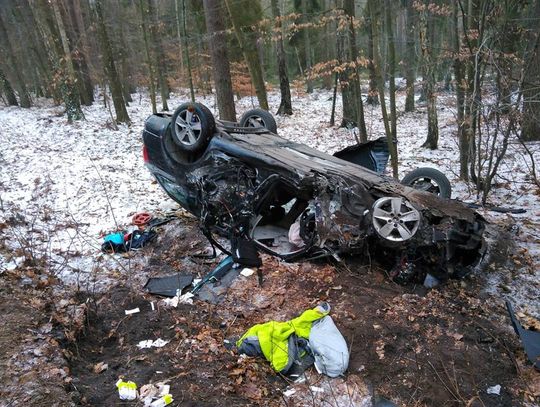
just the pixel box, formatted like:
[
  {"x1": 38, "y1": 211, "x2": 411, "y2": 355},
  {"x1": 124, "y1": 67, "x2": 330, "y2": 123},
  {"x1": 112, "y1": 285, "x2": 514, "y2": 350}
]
[
  {"x1": 283, "y1": 388, "x2": 296, "y2": 397},
  {"x1": 193, "y1": 278, "x2": 202, "y2": 285},
  {"x1": 125, "y1": 307, "x2": 140, "y2": 315},
  {"x1": 144, "y1": 274, "x2": 193, "y2": 297},
  {"x1": 93, "y1": 362, "x2": 108, "y2": 374},
  {"x1": 240, "y1": 268, "x2": 255, "y2": 277},
  {"x1": 140, "y1": 382, "x2": 171, "y2": 406},
  {"x1": 487, "y1": 385, "x2": 501, "y2": 395},
  {"x1": 137, "y1": 339, "x2": 170, "y2": 349},
  {"x1": 309, "y1": 386, "x2": 325, "y2": 393},
  {"x1": 149, "y1": 394, "x2": 173, "y2": 407},
  {"x1": 150, "y1": 301, "x2": 155, "y2": 311},
  {"x1": 161, "y1": 292, "x2": 195, "y2": 307},
  {"x1": 116, "y1": 379, "x2": 137, "y2": 400}
]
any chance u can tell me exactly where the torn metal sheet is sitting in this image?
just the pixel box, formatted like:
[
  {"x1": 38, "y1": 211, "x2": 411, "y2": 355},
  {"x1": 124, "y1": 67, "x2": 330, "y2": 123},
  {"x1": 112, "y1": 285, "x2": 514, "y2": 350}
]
[
  {"x1": 506, "y1": 301, "x2": 540, "y2": 370},
  {"x1": 144, "y1": 274, "x2": 193, "y2": 297}
]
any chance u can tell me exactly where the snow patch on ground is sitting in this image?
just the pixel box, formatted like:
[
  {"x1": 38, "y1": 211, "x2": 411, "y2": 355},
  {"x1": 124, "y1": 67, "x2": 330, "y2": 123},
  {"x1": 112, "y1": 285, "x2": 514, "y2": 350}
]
[{"x1": 0, "y1": 88, "x2": 538, "y2": 316}]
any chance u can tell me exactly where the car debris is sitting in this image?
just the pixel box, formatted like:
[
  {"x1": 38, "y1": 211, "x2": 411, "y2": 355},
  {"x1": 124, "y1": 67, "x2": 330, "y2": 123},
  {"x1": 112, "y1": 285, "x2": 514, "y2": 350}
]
[
  {"x1": 143, "y1": 102, "x2": 486, "y2": 284},
  {"x1": 506, "y1": 301, "x2": 540, "y2": 370},
  {"x1": 191, "y1": 255, "x2": 235, "y2": 294},
  {"x1": 236, "y1": 302, "x2": 349, "y2": 377},
  {"x1": 144, "y1": 274, "x2": 193, "y2": 297}
]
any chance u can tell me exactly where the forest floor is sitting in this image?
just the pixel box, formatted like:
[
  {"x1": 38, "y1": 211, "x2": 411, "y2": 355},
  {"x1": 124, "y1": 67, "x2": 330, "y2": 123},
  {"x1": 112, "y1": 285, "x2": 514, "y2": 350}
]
[{"x1": 0, "y1": 87, "x2": 539, "y2": 406}]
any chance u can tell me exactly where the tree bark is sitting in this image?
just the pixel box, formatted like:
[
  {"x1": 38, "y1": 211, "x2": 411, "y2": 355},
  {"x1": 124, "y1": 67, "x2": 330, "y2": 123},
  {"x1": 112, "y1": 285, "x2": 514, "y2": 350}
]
[
  {"x1": 202, "y1": 0, "x2": 236, "y2": 121},
  {"x1": 67, "y1": 0, "x2": 94, "y2": 105},
  {"x1": 139, "y1": 0, "x2": 157, "y2": 114},
  {"x1": 521, "y1": 2, "x2": 540, "y2": 141},
  {"x1": 346, "y1": 0, "x2": 367, "y2": 142},
  {"x1": 365, "y1": 0, "x2": 378, "y2": 105},
  {"x1": 0, "y1": 12, "x2": 31, "y2": 107},
  {"x1": 32, "y1": 0, "x2": 83, "y2": 121},
  {"x1": 404, "y1": 0, "x2": 415, "y2": 112},
  {"x1": 453, "y1": 2, "x2": 467, "y2": 179},
  {"x1": 385, "y1": 0, "x2": 397, "y2": 145},
  {"x1": 419, "y1": 1, "x2": 438, "y2": 149},
  {"x1": 271, "y1": 0, "x2": 292, "y2": 115},
  {"x1": 94, "y1": 0, "x2": 130, "y2": 123},
  {"x1": 369, "y1": 0, "x2": 398, "y2": 178},
  {"x1": 147, "y1": 0, "x2": 169, "y2": 111},
  {"x1": 224, "y1": 0, "x2": 268, "y2": 110},
  {"x1": 337, "y1": 28, "x2": 356, "y2": 127},
  {"x1": 0, "y1": 67, "x2": 18, "y2": 106},
  {"x1": 176, "y1": 0, "x2": 195, "y2": 102},
  {"x1": 301, "y1": 0, "x2": 313, "y2": 93}
]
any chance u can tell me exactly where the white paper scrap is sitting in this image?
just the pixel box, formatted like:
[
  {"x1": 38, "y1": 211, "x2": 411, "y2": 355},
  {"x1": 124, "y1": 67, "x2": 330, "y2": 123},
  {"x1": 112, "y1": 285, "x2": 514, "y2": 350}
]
[
  {"x1": 125, "y1": 307, "x2": 140, "y2": 315},
  {"x1": 137, "y1": 339, "x2": 170, "y2": 349},
  {"x1": 309, "y1": 386, "x2": 325, "y2": 393},
  {"x1": 487, "y1": 385, "x2": 501, "y2": 395},
  {"x1": 240, "y1": 268, "x2": 255, "y2": 277},
  {"x1": 283, "y1": 388, "x2": 296, "y2": 397}
]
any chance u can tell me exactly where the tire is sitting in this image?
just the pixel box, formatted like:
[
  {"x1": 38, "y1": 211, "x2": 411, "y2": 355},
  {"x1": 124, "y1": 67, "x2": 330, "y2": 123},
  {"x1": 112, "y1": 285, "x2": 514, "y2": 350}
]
[
  {"x1": 239, "y1": 108, "x2": 278, "y2": 133},
  {"x1": 170, "y1": 102, "x2": 215, "y2": 152},
  {"x1": 401, "y1": 167, "x2": 452, "y2": 199}
]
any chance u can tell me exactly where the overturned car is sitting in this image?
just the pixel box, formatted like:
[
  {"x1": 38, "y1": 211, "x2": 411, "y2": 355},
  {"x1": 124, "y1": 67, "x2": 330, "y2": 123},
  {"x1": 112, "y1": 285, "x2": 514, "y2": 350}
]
[{"x1": 142, "y1": 102, "x2": 485, "y2": 283}]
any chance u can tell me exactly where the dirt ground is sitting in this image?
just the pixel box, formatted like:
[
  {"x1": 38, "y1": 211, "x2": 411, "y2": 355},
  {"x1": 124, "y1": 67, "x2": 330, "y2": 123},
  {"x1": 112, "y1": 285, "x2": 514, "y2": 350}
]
[{"x1": 1, "y1": 217, "x2": 539, "y2": 406}]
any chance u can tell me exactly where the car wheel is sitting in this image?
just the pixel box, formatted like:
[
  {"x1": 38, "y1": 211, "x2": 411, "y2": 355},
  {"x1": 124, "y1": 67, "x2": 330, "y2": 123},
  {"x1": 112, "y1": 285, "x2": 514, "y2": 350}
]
[
  {"x1": 171, "y1": 102, "x2": 215, "y2": 152},
  {"x1": 372, "y1": 197, "x2": 421, "y2": 242},
  {"x1": 239, "y1": 108, "x2": 278, "y2": 133},
  {"x1": 401, "y1": 167, "x2": 452, "y2": 199}
]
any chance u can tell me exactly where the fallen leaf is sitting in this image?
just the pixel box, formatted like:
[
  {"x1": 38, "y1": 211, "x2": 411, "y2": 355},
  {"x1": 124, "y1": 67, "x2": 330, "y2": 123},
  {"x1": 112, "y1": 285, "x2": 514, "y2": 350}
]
[{"x1": 93, "y1": 362, "x2": 108, "y2": 374}]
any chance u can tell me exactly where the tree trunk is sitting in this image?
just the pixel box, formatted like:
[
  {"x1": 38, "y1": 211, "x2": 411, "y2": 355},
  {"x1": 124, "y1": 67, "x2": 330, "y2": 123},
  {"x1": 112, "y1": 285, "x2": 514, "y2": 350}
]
[
  {"x1": 369, "y1": 0, "x2": 398, "y2": 178},
  {"x1": 147, "y1": 0, "x2": 169, "y2": 111},
  {"x1": 94, "y1": 0, "x2": 130, "y2": 123},
  {"x1": 404, "y1": 0, "x2": 415, "y2": 112},
  {"x1": 176, "y1": 0, "x2": 195, "y2": 102},
  {"x1": 521, "y1": 3, "x2": 540, "y2": 141},
  {"x1": 385, "y1": 0, "x2": 397, "y2": 145},
  {"x1": 365, "y1": 0, "x2": 378, "y2": 105},
  {"x1": 0, "y1": 13, "x2": 31, "y2": 107},
  {"x1": 301, "y1": 0, "x2": 313, "y2": 93},
  {"x1": 114, "y1": 0, "x2": 134, "y2": 104},
  {"x1": 337, "y1": 29, "x2": 356, "y2": 127},
  {"x1": 224, "y1": 0, "x2": 268, "y2": 110},
  {"x1": 67, "y1": 0, "x2": 94, "y2": 105},
  {"x1": 16, "y1": 0, "x2": 55, "y2": 99},
  {"x1": 203, "y1": 0, "x2": 236, "y2": 121},
  {"x1": 32, "y1": 0, "x2": 83, "y2": 121},
  {"x1": 346, "y1": 0, "x2": 367, "y2": 142},
  {"x1": 453, "y1": 2, "x2": 467, "y2": 180},
  {"x1": 0, "y1": 67, "x2": 18, "y2": 106},
  {"x1": 139, "y1": 0, "x2": 157, "y2": 114},
  {"x1": 271, "y1": 0, "x2": 292, "y2": 115},
  {"x1": 419, "y1": 1, "x2": 438, "y2": 149}
]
